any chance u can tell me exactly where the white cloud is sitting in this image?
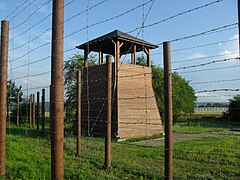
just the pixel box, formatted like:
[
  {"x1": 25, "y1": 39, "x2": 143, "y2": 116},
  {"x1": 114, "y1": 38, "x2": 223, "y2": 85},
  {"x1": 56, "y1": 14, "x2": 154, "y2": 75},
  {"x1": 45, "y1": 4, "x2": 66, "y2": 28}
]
[
  {"x1": 219, "y1": 50, "x2": 238, "y2": 59},
  {"x1": 231, "y1": 34, "x2": 239, "y2": 40},
  {"x1": 0, "y1": 1, "x2": 7, "y2": 10},
  {"x1": 219, "y1": 34, "x2": 239, "y2": 59},
  {"x1": 189, "y1": 52, "x2": 207, "y2": 59}
]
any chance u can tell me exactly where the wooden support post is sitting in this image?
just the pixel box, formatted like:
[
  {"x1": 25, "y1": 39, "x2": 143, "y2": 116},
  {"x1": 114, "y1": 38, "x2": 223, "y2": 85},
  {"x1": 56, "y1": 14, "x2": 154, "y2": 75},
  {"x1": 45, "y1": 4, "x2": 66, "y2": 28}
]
[
  {"x1": 144, "y1": 48, "x2": 151, "y2": 67},
  {"x1": 115, "y1": 41, "x2": 120, "y2": 135},
  {"x1": 16, "y1": 92, "x2": 20, "y2": 126},
  {"x1": 37, "y1": 92, "x2": 40, "y2": 130},
  {"x1": 51, "y1": 0, "x2": 64, "y2": 179},
  {"x1": 163, "y1": 42, "x2": 173, "y2": 180},
  {"x1": 84, "y1": 49, "x2": 88, "y2": 68},
  {"x1": 116, "y1": 41, "x2": 120, "y2": 72},
  {"x1": 76, "y1": 70, "x2": 81, "y2": 156},
  {"x1": 131, "y1": 45, "x2": 136, "y2": 65},
  {"x1": 0, "y1": 20, "x2": 9, "y2": 176},
  {"x1": 99, "y1": 48, "x2": 103, "y2": 65},
  {"x1": 42, "y1": 89, "x2": 45, "y2": 131},
  {"x1": 29, "y1": 94, "x2": 33, "y2": 127},
  {"x1": 105, "y1": 55, "x2": 112, "y2": 169},
  {"x1": 32, "y1": 94, "x2": 35, "y2": 128}
]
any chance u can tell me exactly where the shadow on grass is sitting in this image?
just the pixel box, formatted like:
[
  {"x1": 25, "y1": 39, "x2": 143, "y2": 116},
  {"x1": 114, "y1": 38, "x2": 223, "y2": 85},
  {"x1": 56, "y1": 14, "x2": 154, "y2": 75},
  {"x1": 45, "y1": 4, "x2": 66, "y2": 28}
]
[
  {"x1": 6, "y1": 124, "x2": 50, "y2": 139},
  {"x1": 6, "y1": 123, "x2": 78, "y2": 139}
]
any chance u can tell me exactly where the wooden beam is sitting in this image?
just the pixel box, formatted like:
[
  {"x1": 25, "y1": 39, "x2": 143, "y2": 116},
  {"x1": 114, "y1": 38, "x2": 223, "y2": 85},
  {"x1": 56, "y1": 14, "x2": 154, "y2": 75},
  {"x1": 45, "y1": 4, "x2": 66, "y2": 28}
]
[
  {"x1": 144, "y1": 48, "x2": 151, "y2": 67},
  {"x1": 119, "y1": 42, "x2": 124, "y2": 48},
  {"x1": 116, "y1": 41, "x2": 120, "y2": 73},
  {"x1": 131, "y1": 45, "x2": 136, "y2": 65}
]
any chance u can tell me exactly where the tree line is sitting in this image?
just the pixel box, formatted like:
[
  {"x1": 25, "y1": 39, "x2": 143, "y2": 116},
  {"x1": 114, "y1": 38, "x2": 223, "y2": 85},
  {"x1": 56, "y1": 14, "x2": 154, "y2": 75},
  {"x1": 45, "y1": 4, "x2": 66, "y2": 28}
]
[{"x1": 7, "y1": 53, "x2": 240, "y2": 124}]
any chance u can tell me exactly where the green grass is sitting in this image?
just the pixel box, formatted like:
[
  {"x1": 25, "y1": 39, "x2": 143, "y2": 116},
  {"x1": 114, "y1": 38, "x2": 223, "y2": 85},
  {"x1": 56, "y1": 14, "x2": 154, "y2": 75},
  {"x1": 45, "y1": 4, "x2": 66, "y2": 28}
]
[
  {"x1": 124, "y1": 133, "x2": 164, "y2": 143},
  {"x1": 173, "y1": 134, "x2": 240, "y2": 179},
  {"x1": 173, "y1": 117, "x2": 240, "y2": 134},
  {"x1": 2, "y1": 118, "x2": 240, "y2": 179}
]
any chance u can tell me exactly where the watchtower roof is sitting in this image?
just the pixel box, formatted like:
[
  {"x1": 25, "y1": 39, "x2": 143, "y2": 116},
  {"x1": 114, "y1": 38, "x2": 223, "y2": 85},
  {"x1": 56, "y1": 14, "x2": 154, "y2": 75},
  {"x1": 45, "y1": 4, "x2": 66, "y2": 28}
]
[{"x1": 76, "y1": 30, "x2": 158, "y2": 55}]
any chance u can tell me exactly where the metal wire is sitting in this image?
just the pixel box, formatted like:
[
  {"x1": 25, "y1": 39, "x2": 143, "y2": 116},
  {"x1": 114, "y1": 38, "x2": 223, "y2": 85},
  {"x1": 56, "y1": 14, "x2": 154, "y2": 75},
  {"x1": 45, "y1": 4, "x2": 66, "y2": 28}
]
[{"x1": 4, "y1": 0, "x2": 240, "y2": 179}]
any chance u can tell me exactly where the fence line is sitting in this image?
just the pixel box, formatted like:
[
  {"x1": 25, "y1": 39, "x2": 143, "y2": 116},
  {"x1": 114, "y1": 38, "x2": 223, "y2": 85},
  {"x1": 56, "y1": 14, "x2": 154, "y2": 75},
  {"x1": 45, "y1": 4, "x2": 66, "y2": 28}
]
[{"x1": 0, "y1": 0, "x2": 239, "y2": 179}]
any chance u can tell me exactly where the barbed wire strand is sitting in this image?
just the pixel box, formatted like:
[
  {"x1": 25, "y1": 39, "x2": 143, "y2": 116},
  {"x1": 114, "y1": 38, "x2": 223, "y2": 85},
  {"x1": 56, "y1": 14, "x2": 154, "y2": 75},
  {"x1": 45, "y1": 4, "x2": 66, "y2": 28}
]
[
  {"x1": 127, "y1": 0, "x2": 223, "y2": 34},
  {"x1": 152, "y1": 38, "x2": 239, "y2": 56},
  {"x1": 4, "y1": 0, "x2": 29, "y2": 20},
  {"x1": 157, "y1": 23, "x2": 238, "y2": 45},
  {"x1": 5, "y1": 0, "x2": 240, "y2": 178}
]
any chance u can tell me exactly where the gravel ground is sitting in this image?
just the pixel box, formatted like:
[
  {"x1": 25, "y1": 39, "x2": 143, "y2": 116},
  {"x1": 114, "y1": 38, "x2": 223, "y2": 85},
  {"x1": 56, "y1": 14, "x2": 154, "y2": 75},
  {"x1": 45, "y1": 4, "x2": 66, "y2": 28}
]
[{"x1": 133, "y1": 131, "x2": 239, "y2": 147}]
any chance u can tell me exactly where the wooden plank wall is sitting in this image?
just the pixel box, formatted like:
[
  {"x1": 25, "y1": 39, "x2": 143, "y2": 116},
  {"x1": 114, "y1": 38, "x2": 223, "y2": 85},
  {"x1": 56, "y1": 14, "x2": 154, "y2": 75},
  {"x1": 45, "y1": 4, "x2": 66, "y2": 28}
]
[
  {"x1": 82, "y1": 62, "x2": 163, "y2": 139},
  {"x1": 118, "y1": 63, "x2": 163, "y2": 139},
  {"x1": 82, "y1": 64, "x2": 117, "y2": 137}
]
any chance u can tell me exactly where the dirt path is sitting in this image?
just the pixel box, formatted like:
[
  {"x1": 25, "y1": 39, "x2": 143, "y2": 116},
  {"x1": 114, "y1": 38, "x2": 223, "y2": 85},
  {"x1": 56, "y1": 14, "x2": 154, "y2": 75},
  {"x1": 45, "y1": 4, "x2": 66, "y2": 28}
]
[{"x1": 134, "y1": 131, "x2": 238, "y2": 147}]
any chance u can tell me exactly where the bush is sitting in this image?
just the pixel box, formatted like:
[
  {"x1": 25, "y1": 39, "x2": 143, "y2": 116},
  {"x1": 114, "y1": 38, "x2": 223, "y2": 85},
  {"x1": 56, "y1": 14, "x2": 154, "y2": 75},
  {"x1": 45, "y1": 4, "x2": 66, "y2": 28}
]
[{"x1": 223, "y1": 95, "x2": 240, "y2": 123}]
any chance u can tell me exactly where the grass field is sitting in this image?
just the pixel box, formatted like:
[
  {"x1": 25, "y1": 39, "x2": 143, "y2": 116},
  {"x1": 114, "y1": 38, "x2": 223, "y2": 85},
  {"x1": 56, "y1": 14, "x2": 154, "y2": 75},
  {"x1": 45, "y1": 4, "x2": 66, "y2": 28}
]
[
  {"x1": 1, "y1": 117, "x2": 240, "y2": 179},
  {"x1": 173, "y1": 117, "x2": 240, "y2": 134}
]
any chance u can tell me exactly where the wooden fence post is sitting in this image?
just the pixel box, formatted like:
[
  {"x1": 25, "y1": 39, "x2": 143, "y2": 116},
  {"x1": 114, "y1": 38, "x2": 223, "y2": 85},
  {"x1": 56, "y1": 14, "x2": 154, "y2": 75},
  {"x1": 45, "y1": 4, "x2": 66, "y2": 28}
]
[
  {"x1": 42, "y1": 89, "x2": 45, "y2": 130},
  {"x1": 51, "y1": 0, "x2": 65, "y2": 178},
  {"x1": 29, "y1": 94, "x2": 33, "y2": 127},
  {"x1": 76, "y1": 70, "x2": 81, "y2": 156},
  {"x1": 37, "y1": 92, "x2": 40, "y2": 130},
  {"x1": 32, "y1": 94, "x2": 35, "y2": 128},
  {"x1": 16, "y1": 92, "x2": 20, "y2": 126},
  {"x1": 163, "y1": 41, "x2": 173, "y2": 180},
  {"x1": 105, "y1": 55, "x2": 112, "y2": 169},
  {"x1": 0, "y1": 20, "x2": 9, "y2": 176}
]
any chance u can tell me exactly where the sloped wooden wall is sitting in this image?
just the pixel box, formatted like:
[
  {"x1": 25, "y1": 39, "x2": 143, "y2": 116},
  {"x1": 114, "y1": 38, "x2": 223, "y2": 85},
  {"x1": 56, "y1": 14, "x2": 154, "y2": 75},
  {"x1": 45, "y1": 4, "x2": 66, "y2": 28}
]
[
  {"x1": 82, "y1": 63, "x2": 163, "y2": 139},
  {"x1": 117, "y1": 63, "x2": 163, "y2": 139}
]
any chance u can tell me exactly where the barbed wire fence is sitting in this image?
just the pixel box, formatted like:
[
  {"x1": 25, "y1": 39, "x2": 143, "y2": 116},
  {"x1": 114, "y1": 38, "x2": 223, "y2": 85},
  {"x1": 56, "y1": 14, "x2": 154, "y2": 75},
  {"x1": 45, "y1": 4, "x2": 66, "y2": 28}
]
[
  {"x1": 154, "y1": 0, "x2": 240, "y2": 177},
  {"x1": 0, "y1": 0, "x2": 239, "y2": 179}
]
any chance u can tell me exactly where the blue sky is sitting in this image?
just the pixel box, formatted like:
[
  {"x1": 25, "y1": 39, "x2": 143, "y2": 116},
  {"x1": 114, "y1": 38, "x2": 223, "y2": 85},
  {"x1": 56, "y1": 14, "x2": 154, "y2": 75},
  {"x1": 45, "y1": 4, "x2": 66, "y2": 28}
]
[{"x1": 0, "y1": 0, "x2": 239, "y2": 102}]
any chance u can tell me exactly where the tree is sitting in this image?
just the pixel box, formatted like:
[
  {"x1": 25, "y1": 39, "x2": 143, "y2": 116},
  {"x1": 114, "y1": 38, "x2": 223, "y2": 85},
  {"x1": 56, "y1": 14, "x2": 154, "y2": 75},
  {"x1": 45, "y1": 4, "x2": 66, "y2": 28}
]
[
  {"x1": 6, "y1": 80, "x2": 29, "y2": 125},
  {"x1": 137, "y1": 55, "x2": 196, "y2": 122},
  {"x1": 7, "y1": 80, "x2": 23, "y2": 102},
  {"x1": 136, "y1": 54, "x2": 147, "y2": 66},
  {"x1": 64, "y1": 53, "x2": 97, "y2": 124},
  {"x1": 64, "y1": 53, "x2": 196, "y2": 125},
  {"x1": 223, "y1": 94, "x2": 240, "y2": 122},
  {"x1": 7, "y1": 80, "x2": 23, "y2": 121},
  {"x1": 64, "y1": 53, "x2": 84, "y2": 123}
]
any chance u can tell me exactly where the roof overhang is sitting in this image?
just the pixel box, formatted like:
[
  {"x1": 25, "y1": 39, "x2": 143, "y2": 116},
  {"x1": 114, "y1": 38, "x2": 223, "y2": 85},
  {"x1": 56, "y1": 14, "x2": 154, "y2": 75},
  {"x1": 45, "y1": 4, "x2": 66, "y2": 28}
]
[{"x1": 76, "y1": 30, "x2": 158, "y2": 55}]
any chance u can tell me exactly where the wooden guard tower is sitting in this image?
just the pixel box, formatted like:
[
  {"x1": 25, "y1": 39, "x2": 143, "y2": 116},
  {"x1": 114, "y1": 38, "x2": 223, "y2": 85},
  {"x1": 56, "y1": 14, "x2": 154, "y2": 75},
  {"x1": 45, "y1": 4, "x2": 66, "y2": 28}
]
[{"x1": 76, "y1": 30, "x2": 163, "y2": 139}]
